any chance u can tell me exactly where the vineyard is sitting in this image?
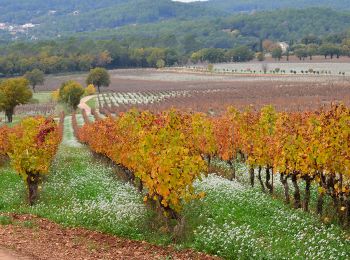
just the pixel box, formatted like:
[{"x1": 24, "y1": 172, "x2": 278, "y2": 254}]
[
  {"x1": 96, "y1": 90, "x2": 225, "y2": 114},
  {"x1": 70, "y1": 104, "x2": 350, "y2": 226},
  {"x1": 1, "y1": 86, "x2": 350, "y2": 258},
  {"x1": 38, "y1": 69, "x2": 350, "y2": 113},
  {"x1": 4, "y1": 0, "x2": 350, "y2": 256},
  {"x1": 14, "y1": 102, "x2": 56, "y2": 116},
  {"x1": 57, "y1": 68, "x2": 348, "y2": 115}
]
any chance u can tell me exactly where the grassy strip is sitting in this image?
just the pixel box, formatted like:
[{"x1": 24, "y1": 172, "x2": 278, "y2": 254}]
[
  {"x1": 0, "y1": 145, "x2": 171, "y2": 244},
  {"x1": 0, "y1": 115, "x2": 21, "y2": 127},
  {"x1": 86, "y1": 97, "x2": 97, "y2": 109},
  {"x1": 210, "y1": 158, "x2": 339, "y2": 224},
  {"x1": 32, "y1": 92, "x2": 53, "y2": 104},
  {"x1": 186, "y1": 175, "x2": 350, "y2": 259}
]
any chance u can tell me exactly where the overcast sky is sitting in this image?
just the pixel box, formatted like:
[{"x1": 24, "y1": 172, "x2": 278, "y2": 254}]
[{"x1": 172, "y1": 0, "x2": 208, "y2": 2}]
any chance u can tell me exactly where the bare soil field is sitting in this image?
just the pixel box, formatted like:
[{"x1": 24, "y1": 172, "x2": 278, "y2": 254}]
[{"x1": 39, "y1": 69, "x2": 350, "y2": 112}]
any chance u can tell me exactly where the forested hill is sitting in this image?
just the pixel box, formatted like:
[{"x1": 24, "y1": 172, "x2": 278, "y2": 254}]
[
  {"x1": 1, "y1": 0, "x2": 350, "y2": 47},
  {"x1": 2, "y1": 0, "x2": 350, "y2": 26},
  {"x1": 0, "y1": 0, "x2": 224, "y2": 24},
  {"x1": 36, "y1": 0, "x2": 224, "y2": 34},
  {"x1": 73, "y1": 8, "x2": 350, "y2": 50},
  {"x1": 203, "y1": 0, "x2": 350, "y2": 12}
]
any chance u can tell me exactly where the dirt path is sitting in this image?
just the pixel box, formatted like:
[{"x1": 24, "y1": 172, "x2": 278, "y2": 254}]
[
  {"x1": 78, "y1": 95, "x2": 96, "y2": 115},
  {"x1": 0, "y1": 214, "x2": 217, "y2": 260},
  {"x1": 0, "y1": 249, "x2": 17, "y2": 260},
  {"x1": 0, "y1": 248, "x2": 31, "y2": 260}
]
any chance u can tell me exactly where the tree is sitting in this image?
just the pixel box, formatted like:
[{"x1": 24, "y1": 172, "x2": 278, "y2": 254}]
[
  {"x1": 301, "y1": 35, "x2": 321, "y2": 45},
  {"x1": 84, "y1": 84, "x2": 96, "y2": 96},
  {"x1": 341, "y1": 39, "x2": 350, "y2": 57},
  {"x1": 86, "y1": 67, "x2": 110, "y2": 93},
  {"x1": 0, "y1": 78, "x2": 32, "y2": 122},
  {"x1": 192, "y1": 48, "x2": 226, "y2": 63},
  {"x1": 307, "y1": 44, "x2": 318, "y2": 60},
  {"x1": 182, "y1": 34, "x2": 200, "y2": 53},
  {"x1": 191, "y1": 50, "x2": 204, "y2": 63},
  {"x1": 285, "y1": 48, "x2": 290, "y2": 61},
  {"x1": 262, "y1": 39, "x2": 274, "y2": 52},
  {"x1": 156, "y1": 59, "x2": 165, "y2": 68},
  {"x1": 203, "y1": 48, "x2": 226, "y2": 63},
  {"x1": 145, "y1": 48, "x2": 166, "y2": 67},
  {"x1": 271, "y1": 46, "x2": 283, "y2": 61},
  {"x1": 226, "y1": 46, "x2": 254, "y2": 62},
  {"x1": 94, "y1": 50, "x2": 112, "y2": 67},
  {"x1": 51, "y1": 89, "x2": 60, "y2": 102},
  {"x1": 319, "y1": 44, "x2": 342, "y2": 59},
  {"x1": 129, "y1": 48, "x2": 146, "y2": 67},
  {"x1": 256, "y1": 52, "x2": 265, "y2": 61},
  {"x1": 342, "y1": 45, "x2": 350, "y2": 57},
  {"x1": 24, "y1": 69, "x2": 45, "y2": 93},
  {"x1": 294, "y1": 47, "x2": 308, "y2": 60},
  {"x1": 165, "y1": 48, "x2": 179, "y2": 66},
  {"x1": 59, "y1": 81, "x2": 85, "y2": 110}
]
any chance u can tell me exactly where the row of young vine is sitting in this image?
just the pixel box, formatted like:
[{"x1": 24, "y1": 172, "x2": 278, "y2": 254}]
[
  {"x1": 0, "y1": 113, "x2": 64, "y2": 205},
  {"x1": 75, "y1": 104, "x2": 350, "y2": 225}
]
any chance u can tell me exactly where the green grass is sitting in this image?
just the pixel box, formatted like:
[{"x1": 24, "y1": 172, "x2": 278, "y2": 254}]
[
  {"x1": 211, "y1": 158, "x2": 339, "y2": 224},
  {"x1": 0, "y1": 144, "x2": 171, "y2": 245},
  {"x1": 185, "y1": 176, "x2": 350, "y2": 259},
  {"x1": 0, "y1": 215, "x2": 13, "y2": 225},
  {"x1": 1, "y1": 120, "x2": 350, "y2": 259},
  {"x1": 86, "y1": 97, "x2": 96, "y2": 109},
  {"x1": 0, "y1": 115, "x2": 22, "y2": 127},
  {"x1": 32, "y1": 92, "x2": 53, "y2": 103}
]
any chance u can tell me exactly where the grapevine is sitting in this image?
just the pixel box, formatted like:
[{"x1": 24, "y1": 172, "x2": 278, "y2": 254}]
[{"x1": 8, "y1": 116, "x2": 61, "y2": 205}]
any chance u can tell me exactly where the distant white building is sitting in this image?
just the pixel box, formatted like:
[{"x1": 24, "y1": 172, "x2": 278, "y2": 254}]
[
  {"x1": 22, "y1": 23, "x2": 35, "y2": 29},
  {"x1": 278, "y1": 42, "x2": 290, "y2": 53}
]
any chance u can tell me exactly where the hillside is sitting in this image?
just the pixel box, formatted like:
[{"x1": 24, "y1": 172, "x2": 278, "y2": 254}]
[
  {"x1": 36, "y1": 0, "x2": 224, "y2": 34},
  {"x1": 1, "y1": 0, "x2": 349, "y2": 26},
  {"x1": 2, "y1": 0, "x2": 350, "y2": 43},
  {"x1": 204, "y1": 0, "x2": 350, "y2": 12},
  {"x1": 72, "y1": 8, "x2": 350, "y2": 49},
  {"x1": 0, "y1": 0, "x2": 223, "y2": 25}
]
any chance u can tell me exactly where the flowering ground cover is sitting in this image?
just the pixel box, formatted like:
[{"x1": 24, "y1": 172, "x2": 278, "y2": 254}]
[
  {"x1": 188, "y1": 175, "x2": 350, "y2": 259},
  {"x1": 1, "y1": 116, "x2": 350, "y2": 259}
]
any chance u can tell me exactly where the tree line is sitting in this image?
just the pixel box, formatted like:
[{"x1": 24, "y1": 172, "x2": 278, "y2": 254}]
[
  {"x1": 2, "y1": 27, "x2": 350, "y2": 77},
  {"x1": 0, "y1": 40, "x2": 181, "y2": 76},
  {"x1": 0, "y1": 38, "x2": 259, "y2": 76}
]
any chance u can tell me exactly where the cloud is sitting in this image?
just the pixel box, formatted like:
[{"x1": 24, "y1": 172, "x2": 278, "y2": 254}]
[{"x1": 172, "y1": 0, "x2": 208, "y2": 2}]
